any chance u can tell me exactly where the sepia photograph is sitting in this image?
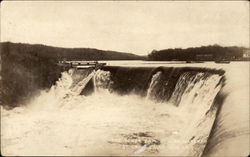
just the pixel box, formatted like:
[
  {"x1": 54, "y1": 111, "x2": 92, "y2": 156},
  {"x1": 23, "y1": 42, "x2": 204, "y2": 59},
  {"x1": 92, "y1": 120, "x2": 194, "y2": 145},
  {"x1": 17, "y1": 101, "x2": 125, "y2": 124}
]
[{"x1": 0, "y1": 1, "x2": 249, "y2": 156}]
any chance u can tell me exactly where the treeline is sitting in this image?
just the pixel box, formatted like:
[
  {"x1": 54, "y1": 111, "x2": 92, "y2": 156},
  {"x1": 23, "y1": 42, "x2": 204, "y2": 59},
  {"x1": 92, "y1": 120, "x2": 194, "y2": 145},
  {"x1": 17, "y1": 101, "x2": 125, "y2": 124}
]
[
  {"x1": 148, "y1": 45, "x2": 250, "y2": 61},
  {"x1": 1, "y1": 42, "x2": 144, "y2": 61}
]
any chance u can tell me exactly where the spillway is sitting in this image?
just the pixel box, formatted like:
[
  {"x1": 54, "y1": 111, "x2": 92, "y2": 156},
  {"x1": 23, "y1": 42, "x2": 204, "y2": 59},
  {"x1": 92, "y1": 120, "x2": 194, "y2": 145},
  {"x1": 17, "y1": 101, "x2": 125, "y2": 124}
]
[{"x1": 1, "y1": 63, "x2": 249, "y2": 156}]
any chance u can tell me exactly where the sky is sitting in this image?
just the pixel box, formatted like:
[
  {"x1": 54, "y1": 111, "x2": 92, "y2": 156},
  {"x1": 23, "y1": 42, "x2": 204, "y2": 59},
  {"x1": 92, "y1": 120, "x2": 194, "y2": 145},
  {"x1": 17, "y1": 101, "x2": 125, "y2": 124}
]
[{"x1": 1, "y1": 1, "x2": 249, "y2": 55}]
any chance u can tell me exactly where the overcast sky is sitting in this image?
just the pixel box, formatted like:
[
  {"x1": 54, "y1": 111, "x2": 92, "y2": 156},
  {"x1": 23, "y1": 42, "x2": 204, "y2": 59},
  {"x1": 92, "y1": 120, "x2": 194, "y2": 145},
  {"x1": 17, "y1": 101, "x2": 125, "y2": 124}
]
[{"x1": 1, "y1": 1, "x2": 249, "y2": 55}]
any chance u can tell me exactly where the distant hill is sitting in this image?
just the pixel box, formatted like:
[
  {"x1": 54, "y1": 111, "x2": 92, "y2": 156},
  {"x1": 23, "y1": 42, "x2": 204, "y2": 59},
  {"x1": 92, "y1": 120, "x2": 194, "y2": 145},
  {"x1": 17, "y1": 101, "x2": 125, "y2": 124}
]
[
  {"x1": 148, "y1": 45, "x2": 250, "y2": 61},
  {"x1": 1, "y1": 42, "x2": 145, "y2": 61}
]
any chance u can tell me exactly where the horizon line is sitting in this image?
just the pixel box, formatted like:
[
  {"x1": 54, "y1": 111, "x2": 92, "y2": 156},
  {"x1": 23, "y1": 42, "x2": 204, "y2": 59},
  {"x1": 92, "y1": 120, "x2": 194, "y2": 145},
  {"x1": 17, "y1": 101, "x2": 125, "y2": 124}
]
[{"x1": 1, "y1": 41, "x2": 249, "y2": 56}]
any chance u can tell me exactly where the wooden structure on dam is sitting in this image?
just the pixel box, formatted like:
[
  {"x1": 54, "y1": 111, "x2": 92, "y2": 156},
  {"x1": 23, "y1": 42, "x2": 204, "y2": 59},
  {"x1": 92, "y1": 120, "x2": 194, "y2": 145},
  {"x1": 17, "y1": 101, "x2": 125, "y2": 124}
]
[{"x1": 57, "y1": 60, "x2": 106, "y2": 70}]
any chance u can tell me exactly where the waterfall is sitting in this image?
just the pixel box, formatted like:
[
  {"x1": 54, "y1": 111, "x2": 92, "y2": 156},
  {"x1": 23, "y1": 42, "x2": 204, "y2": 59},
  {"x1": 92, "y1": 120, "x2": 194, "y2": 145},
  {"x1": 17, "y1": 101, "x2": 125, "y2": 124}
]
[
  {"x1": 146, "y1": 71, "x2": 162, "y2": 100},
  {"x1": 93, "y1": 69, "x2": 112, "y2": 93},
  {"x1": 169, "y1": 72, "x2": 196, "y2": 106},
  {"x1": 143, "y1": 70, "x2": 224, "y2": 156},
  {"x1": 175, "y1": 73, "x2": 224, "y2": 157},
  {"x1": 1, "y1": 66, "x2": 229, "y2": 156},
  {"x1": 70, "y1": 71, "x2": 95, "y2": 95}
]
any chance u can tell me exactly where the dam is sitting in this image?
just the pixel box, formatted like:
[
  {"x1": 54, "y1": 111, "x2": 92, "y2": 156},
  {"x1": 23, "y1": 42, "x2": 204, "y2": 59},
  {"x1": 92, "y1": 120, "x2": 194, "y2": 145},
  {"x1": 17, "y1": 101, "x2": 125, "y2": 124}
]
[{"x1": 1, "y1": 61, "x2": 249, "y2": 156}]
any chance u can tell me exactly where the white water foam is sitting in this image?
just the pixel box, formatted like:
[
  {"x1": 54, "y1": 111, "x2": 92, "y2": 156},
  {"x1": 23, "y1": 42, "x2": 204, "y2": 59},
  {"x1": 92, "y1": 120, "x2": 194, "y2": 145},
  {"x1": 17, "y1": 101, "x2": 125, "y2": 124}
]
[
  {"x1": 146, "y1": 71, "x2": 162, "y2": 100},
  {"x1": 1, "y1": 68, "x2": 226, "y2": 156}
]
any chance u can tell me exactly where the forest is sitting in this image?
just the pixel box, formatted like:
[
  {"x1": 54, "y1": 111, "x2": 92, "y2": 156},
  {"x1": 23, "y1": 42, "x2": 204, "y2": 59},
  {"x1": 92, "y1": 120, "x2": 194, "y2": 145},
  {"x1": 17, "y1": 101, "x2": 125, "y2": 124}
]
[{"x1": 148, "y1": 45, "x2": 249, "y2": 61}]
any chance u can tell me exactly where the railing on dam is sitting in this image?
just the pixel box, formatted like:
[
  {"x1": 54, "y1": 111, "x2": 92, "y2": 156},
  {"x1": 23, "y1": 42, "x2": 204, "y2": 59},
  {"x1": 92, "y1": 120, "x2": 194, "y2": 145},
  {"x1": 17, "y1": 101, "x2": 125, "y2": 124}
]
[{"x1": 57, "y1": 60, "x2": 106, "y2": 70}]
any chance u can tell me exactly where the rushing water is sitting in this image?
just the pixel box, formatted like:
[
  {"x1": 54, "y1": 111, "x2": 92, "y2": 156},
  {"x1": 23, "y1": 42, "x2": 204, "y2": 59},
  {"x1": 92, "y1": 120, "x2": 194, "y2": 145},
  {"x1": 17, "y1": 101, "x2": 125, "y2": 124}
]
[{"x1": 1, "y1": 62, "x2": 249, "y2": 156}]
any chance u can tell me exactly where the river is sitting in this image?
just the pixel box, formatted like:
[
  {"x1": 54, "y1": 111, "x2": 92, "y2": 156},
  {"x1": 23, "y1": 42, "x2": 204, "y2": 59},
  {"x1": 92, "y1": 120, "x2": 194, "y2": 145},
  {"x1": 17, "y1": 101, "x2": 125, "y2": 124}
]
[{"x1": 1, "y1": 61, "x2": 249, "y2": 156}]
